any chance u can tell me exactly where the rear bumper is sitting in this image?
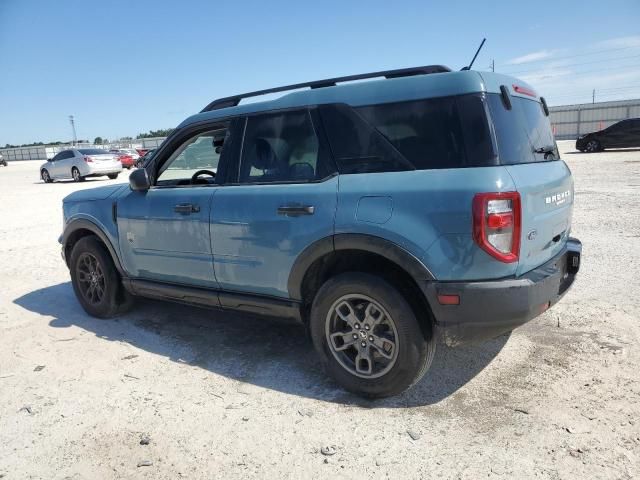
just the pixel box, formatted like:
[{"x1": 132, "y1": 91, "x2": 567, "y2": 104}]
[{"x1": 424, "y1": 238, "x2": 582, "y2": 346}]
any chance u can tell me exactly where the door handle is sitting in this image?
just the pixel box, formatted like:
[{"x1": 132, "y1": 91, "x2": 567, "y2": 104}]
[
  {"x1": 277, "y1": 205, "x2": 315, "y2": 216},
  {"x1": 174, "y1": 203, "x2": 200, "y2": 214}
]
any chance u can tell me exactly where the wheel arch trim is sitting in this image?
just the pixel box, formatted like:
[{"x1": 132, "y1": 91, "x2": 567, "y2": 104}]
[
  {"x1": 61, "y1": 218, "x2": 125, "y2": 276},
  {"x1": 287, "y1": 233, "x2": 435, "y2": 301}
]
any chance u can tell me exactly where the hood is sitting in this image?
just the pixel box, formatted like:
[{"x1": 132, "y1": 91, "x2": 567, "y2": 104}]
[{"x1": 63, "y1": 184, "x2": 128, "y2": 203}]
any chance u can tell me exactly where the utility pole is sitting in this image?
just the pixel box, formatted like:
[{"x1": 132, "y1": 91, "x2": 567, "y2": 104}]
[
  {"x1": 491, "y1": 59, "x2": 495, "y2": 72},
  {"x1": 592, "y1": 89, "x2": 595, "y2": 104},
  {"x1": 69, "y1": 115, "x2": 77, "y2": 146}
]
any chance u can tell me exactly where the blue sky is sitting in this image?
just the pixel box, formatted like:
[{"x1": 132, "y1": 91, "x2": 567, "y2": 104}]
[{"x1": 1, "y1": 0, "x2": 639, "y2": 145}]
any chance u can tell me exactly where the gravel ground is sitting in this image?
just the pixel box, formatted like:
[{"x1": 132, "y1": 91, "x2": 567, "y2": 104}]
[{"x1": 0, "y1": 141, "x2": 638, "y2": 479}]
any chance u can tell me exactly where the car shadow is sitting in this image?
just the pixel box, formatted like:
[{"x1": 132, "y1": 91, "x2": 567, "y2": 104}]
[
  {"x1": 564, "y1": 148, "x2": 640, "y2": 155},
  {"x1": 14, "y1": 282, "x2": 509, "y2": 407}
]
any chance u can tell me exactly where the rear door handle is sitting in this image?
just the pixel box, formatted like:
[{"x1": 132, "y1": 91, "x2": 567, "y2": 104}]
[
  {"x1": 174, "y1": 203, "x2": 200, "y2": 214},
  {"x1": 277, "y1": 205, "x2": 315, "y2": 216}
]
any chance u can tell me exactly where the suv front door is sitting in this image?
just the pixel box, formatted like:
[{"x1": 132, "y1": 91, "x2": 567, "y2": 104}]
[
  {"x1": 211, "y1": 108, "x2": 338, "y2": 299},
  {"x1": 117, "y1": 122, "x2": 239, "y2": 288}
]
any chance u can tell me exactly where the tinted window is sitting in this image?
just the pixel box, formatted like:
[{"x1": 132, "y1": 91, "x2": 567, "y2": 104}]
[
  {"x1": 319, "y1": 104, "x2": 411, "y2": 174},
  {"x1": 239, "y1": 109, "x2": 332, "y2": 183},
  {"x1": 78, "y1": 149, "x2": 109, "y2": 155},
  {"x1": 357, "y1": 97, "x2": 481, "y2": 169},
  {"x1": 58, "y1": 150, "x2": 74, "y2": 160},
  {"x1": 487, "y1": 94, "x2": 558, "y2": 164},
  {"x1": 322, "y1": 97, "x2": 496, "y2": 173}
]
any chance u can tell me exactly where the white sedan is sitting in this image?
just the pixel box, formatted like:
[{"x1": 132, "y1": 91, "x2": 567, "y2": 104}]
[{"x1": 40, "y1": 148, "x2": 123, "y2": 183}]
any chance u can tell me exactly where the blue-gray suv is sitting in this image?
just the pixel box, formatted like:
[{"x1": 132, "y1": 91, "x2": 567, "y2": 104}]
[{"x1": 60, "y1": 65, "x2": 582, "y2": 398}]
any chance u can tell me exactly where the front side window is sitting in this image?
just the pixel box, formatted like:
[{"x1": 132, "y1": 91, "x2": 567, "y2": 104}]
[
  {"x1": 157, "y1": 126, "x2": 229, "y2": 185},
  {"x1": 238, "y1": 109, "x2": 330, "y2": 183}
]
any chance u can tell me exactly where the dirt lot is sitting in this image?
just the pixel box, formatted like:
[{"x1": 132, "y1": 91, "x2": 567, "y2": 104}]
[{"x1": 0, "y1": 141, "x2": 638, "y2": 479}]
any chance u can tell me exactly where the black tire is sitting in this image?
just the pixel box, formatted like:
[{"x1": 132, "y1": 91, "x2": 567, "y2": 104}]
[
  {"x1": 41, "y1": 169, "x2": 53, "y2": 183},
  {"x1": 72, "y1": 167, "x2": 84, "y2": 182},
  {"x1": 107, "y1": 173, "x2": 119, "y2": 179},
  {"x1": 310, "y1": 272, "x2": 435, "y2": 398},
  {"x1": 69, "y1": 236, "x2": 133, "y2": 318}
]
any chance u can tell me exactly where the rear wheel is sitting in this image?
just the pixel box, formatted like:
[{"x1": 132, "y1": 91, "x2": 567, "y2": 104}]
[
  {"x1": 41, "y1": 169, "x2": 52, "y2": 183},
  {"x1": 107, "y1": 173, "x2": 119, "y2": 179},
  {"x1": 585, "y1": 139, "x2": 602, "y2": 152},
  {"x1": 69, "y1": 236, "x2": 133, "y2": 318},
  {"x1": 310, "y1": 272, "x2": 435, "y2": 398},
  {"x1": 72, "y1": 167, "x2": 84, "y2": 182}
]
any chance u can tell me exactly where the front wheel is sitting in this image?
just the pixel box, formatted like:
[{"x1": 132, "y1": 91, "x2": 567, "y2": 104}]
[
  {"x1": 310, "y1": 273, "x2": 435, "y2": 398},
  {"x1": 585, "y1": 139, "x2": 602, "y2": 152},
  {"x1": 41, "y1": 169, "x2": 53, "y2": 183},
  {"x1": 69, "y1": 236, "x2": 133, "y2": 318},
  {"x1": 107, "y1": 173, "x2": 119, "y2": 179}
]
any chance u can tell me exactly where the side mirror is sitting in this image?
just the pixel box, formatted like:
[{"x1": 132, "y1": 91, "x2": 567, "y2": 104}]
[
  {"x1": 129, "y1": 168, "x2": 150, "y2": 191},
  {"x1": 47, "y1": 158, "x2": 53, "y2": 162}
]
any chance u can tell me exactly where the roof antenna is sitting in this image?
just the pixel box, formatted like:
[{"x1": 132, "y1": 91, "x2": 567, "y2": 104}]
[{"x1": 461, "y1": 38, "x2": 486, "y2": 71}]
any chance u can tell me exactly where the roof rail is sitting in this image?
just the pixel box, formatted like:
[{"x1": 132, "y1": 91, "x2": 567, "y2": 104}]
[{"x1": 200, "y1": 65, "x2": 451, "y2": 112}]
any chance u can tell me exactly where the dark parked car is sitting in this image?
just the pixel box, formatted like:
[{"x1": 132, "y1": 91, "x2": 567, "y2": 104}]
[
  {"x1": 576, "y1": 118, "x2": 640, "y2": 152},
  {"x1": 0, "y1": 153, "x2": 6, "y2": 166}
]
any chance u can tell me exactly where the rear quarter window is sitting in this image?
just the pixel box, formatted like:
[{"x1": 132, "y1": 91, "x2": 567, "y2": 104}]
[{"x1": 320, "y1": 95, "x2": 498, "y2": 173}]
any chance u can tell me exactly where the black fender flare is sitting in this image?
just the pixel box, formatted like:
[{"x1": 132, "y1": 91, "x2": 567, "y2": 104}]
[
  {"x1": 287, "y1": 233, "x2": 435, "y2": 301},
  {"x1": 61, "y1": 218, "x2": 126, "y2": 276}
]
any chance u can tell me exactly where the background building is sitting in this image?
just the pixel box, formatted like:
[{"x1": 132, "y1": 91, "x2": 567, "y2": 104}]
[{"x1": 550, "y1": 98, "x2": 640, "y2": 140}]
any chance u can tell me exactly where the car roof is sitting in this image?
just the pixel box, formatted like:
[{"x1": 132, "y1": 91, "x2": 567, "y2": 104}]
[{"x1": 179, "y1": 70, "x2": 536, "y2": 128}]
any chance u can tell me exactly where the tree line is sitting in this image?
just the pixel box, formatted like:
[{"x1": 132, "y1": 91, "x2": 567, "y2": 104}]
[{"x1": 4, "y1": 128, "x2": 173, "y2": 149}]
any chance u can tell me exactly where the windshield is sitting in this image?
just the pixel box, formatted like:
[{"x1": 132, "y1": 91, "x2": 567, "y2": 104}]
[
  {"x1": 78, "y1": 149, "x2": 110, "y2": 155},
  {"x1": 487, "y1": 94, "x2": 559, "y2": 164}
]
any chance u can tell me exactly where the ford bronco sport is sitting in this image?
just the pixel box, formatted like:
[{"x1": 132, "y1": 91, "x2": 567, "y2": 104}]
[{"x1": 59, "y1": 65, "x2": 581, "y2": 398}]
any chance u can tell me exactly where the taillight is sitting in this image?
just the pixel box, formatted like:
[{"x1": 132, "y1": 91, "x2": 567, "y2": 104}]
[
  {"x1": 472, "y1": 192, "x2": 521, "y2": 263},
  {"x1": 83, "y1": 156, "x2": 93, "y2": 163}
]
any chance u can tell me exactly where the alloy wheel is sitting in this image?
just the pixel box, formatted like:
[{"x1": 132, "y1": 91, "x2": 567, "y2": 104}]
[
  {"x1": 585, "y1": 140, "x2": 599, "y2": 152},
  {"x1": 325, "y1": 294, "x2": 399, "y2": 378},
  {"x1": 76, "y1": 253, "x2": 106, "y2": 305},
  {"x1": 72, "y1": 168, "x2": 81, "y2": 181}
]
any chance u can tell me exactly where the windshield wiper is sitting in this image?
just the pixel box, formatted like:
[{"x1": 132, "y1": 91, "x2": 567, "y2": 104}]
[
  {"x1": 533, "y1": 145, "x2": 555, "y2": 154},
  {"x1": 533, "y1": 145, "x2": 557, "y2": 159}
]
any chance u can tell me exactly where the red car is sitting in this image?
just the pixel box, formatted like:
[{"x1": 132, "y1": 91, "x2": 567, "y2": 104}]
[{"x1": 109, "y1": 149, "x2": 136, "y2": 169}]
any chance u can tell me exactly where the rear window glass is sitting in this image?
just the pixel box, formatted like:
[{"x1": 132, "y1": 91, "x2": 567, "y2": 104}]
[
  {"x1": 78, "y1": 149, "x2": 109, "y2": 155},
  {"x1": 487, "y1": 94, "x2": 559, "y2": 164}
]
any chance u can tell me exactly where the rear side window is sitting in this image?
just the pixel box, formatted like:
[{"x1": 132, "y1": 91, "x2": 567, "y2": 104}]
[
  {"x1": 487, "y1": 94, "x2": 559, "y2": 164},
  {"x1": 320, "y1": 96, "x2": 497, "y2": 173},
  {"x1": 78, "y1": 149, "x2": 108, "y2": 155},
  {"x1": 239, "y1": 109, "x2": 333, "y2": 183},
  {"x1": 319, "y1": 104, "x2": 412, "y2": 174},
  {"x1": 357, "y1": 99, "x2": 467, "y2": 170}
]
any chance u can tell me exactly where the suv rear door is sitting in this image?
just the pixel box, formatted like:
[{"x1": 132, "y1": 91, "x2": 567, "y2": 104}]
[
  {"x1": 210, "y1": 108, "x2": 338, "y2": 299},
  {"x1": 487, "y1": 93, "x2": 573, "y2": 276}
]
